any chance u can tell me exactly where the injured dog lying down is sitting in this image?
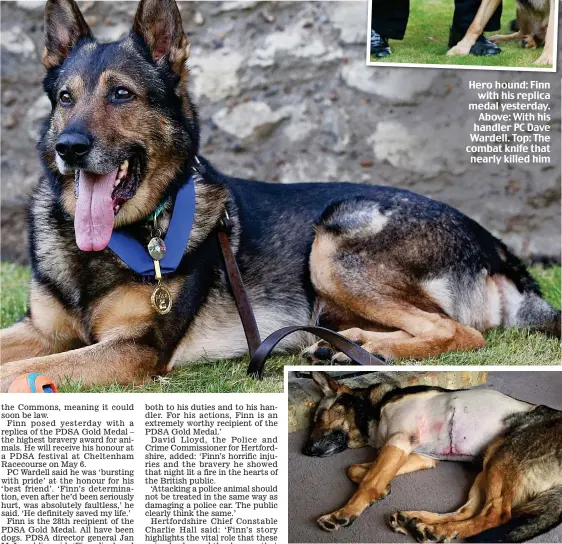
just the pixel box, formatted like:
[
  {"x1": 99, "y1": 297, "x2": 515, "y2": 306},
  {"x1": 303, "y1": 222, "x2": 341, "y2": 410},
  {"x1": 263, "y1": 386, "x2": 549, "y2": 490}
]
[
  {"x1": 304, "y1": 372, "x2": 562, "y2": 542},
  {"x1": 0, "y1": 0, "x2": 560, "y2": 391}
]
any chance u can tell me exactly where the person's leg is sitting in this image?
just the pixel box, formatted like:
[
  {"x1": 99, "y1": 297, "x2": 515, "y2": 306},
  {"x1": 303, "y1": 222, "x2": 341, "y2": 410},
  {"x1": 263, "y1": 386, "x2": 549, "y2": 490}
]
[
  {"x1": 372, "y1": 0, "x2": 410, "y2": 40},
  {"x1": 453, "y1": 0, "x2": 502, "y2": 33},
  {"x1": 449, "y1": 0, "x2": 502, "y2": 56},
  {"x1": 370, "y1": 0, "x2": 410, "y2": 58}
]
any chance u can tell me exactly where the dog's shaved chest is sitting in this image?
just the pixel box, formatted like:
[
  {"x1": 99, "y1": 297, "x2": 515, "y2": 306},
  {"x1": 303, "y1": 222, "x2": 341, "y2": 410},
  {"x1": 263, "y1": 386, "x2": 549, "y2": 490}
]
[
  {"x1": 376, "y1": 389, "x2": 533, "y2": 461},
  {"x1": 169, "y1": 290, "x2": 314, "y2": 366}
]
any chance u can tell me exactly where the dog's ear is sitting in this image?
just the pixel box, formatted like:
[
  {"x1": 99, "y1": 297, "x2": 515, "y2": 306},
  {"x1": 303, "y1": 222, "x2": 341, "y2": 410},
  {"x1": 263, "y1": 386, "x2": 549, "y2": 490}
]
[
  {"x1": 311, "y1": 372, "x2": 341, "y2": 397},
  {"x1": 132, "y1": 0, "x2": 191, "y2": 74},
  {"x1": 43, "y1": 0, "x2": 93, "y2": 70},
  {"x1": 368, "y1": 382, "x2": 396, "y2": 406}
]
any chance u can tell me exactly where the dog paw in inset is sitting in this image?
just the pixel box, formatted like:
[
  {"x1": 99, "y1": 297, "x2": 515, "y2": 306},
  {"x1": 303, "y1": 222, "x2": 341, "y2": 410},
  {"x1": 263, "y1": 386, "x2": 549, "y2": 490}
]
[
  {"x1": 406, "y1": 519, "x2": 454, "y2": 543},
  {"x1": 447, "y1": 43, "x2": 471, "y2": 56},
  {"x1": 388, "y1": 512, "x2": 410, "y2": 535},
  {"x1": 533, "y1": 52, "x2": 552, "y2": 65},
  {"x1": 521, "y1": 35, "x2": 537, "y2": 49},
  {"x1": 317, "y1": 512, "x2": 357, "y2": 532}
]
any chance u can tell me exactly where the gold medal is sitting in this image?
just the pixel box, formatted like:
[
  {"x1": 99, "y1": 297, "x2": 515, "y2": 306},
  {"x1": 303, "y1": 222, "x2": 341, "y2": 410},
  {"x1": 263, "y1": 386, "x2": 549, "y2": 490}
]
[
  {"x1": 151, "y1": 283, "x2": 172, "y2": 315},
  {"x1": 147, "y1": 235, "x2": 171, "y2": 314}
]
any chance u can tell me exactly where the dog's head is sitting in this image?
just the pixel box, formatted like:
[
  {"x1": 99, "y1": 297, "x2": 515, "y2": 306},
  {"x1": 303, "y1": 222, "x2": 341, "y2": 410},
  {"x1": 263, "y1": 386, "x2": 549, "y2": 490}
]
[
  {"x1": 302, "y1": 372, "x2": 367, "y2": 457},
  {"x1": 303, "y1": 372, "x2": 398, "y2": 457},
  {"x1": 38, "y1": 0, "x2": 198, "y2": 251}
]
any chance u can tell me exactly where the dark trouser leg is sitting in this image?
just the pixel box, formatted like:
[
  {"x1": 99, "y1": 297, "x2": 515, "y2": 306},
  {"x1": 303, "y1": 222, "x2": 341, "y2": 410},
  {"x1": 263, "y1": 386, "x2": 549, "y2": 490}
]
[
  {"x1": 453, "y1": 0, "x2": 502, "y2": 33},
  {"x1": 371, "y1": 0, "x2": 410, "y2": 40}
]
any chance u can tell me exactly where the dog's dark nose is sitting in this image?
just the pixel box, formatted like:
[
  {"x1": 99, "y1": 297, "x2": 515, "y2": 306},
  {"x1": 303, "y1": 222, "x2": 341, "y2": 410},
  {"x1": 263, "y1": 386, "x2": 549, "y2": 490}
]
[
  {"x1": 302, "y1": 442, "x2": 321, "y2": 456},
  {"x1": 55, "y1": 133, "x2": 92, "y2": 162},
  {"x1": 302, "y1": 440, "x2": 330, "y2": 457},
  {"x1": 302, "y1": 430, "x2": 347, "y2": 457}
]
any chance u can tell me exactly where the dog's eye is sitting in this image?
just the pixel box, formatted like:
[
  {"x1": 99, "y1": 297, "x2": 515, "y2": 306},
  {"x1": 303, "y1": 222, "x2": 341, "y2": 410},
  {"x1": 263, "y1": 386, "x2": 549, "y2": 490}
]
[
  {"x1": 58, "y1": 91, "x2": 73, "y2": 107},
  {"x1": 113, "y1": 87, "x2": 135, "y2": 103}
]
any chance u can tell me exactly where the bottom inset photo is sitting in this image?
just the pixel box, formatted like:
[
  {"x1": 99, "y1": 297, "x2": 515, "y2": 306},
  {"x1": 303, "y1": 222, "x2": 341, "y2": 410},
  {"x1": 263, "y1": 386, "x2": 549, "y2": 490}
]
[{"x1": 287, "y1": 369, "x2": 562, "y2": 543}]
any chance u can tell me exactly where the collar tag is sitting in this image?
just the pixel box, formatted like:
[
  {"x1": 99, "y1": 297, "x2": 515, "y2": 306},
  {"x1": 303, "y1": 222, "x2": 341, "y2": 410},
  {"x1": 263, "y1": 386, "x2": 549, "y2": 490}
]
[{"x1": 107, "y1": 175, "x2": 197, "y2": 277}]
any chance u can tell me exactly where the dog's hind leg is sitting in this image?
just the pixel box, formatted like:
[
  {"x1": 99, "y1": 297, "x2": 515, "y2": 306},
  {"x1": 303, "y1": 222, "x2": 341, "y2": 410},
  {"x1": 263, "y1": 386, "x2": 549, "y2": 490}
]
[
  {"x1": 318, "y1": 435, "x2": 413, "y2": 532},
  {"x1": 344, "y1": 310, "x2": 485, "y2": 362},
  {"x1": 308, "y1": 303, "x2": 485, "y2": 363},
  {"x1": 404, "y1": 466, "x2": 515, "y2": 542},
  {"x1": 304, "y1": 329, "x2": 411, "y2": 362},
  {"x1": 308, "y1": 218, "x2": 486, "y2": 362},
  {"x1": 390, "y1": 471, "x2": 486, "y2": 536},
  {"x1": 349, "y1": 454, "x2": 437, "y2": 485}
]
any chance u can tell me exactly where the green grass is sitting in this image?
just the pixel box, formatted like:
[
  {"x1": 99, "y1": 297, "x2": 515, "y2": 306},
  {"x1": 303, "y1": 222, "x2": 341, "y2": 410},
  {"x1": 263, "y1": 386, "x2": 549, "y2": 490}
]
[
  {"x1": 1, "y1": 262, "x2": 560, "y2": 393},
  {"x1": 369, "y1": 0, "x2": 552, "y2": 69},
  {"x1": 56, "y1": 355, "x2": 295, "y2": 394},
  {"x1": 0, "y1": 263, "x2": 30, "y2": 329}
]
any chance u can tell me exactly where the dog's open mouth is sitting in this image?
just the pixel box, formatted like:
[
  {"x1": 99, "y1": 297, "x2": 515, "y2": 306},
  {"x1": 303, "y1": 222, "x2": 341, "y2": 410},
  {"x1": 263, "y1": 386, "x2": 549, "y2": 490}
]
[{"x1": 74, "y1": 156, "x2": 142, "y2": 252}]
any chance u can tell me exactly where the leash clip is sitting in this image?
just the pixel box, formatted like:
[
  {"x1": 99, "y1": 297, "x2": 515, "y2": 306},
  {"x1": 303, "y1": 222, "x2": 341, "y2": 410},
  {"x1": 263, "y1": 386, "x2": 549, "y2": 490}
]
[
  {"x1": 219, "y1": 209, "x2": 233, "y2": 232},
  {"x1": 192, "y1": 155, "x2": 206, "y2": 175}
]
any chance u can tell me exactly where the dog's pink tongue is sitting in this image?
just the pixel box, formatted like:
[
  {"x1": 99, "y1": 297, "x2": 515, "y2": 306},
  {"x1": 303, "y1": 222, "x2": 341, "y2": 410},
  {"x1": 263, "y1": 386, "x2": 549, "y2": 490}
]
[{"x1": 74, "y1": 170, "x2": 118, "y2": 251}]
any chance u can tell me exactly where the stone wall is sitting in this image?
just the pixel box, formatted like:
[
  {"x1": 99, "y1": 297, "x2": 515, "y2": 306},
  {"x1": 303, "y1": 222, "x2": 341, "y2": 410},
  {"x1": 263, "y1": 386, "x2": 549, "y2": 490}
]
[{"x1": 1, "y1": 1, "x2": 560, "y2": 263}]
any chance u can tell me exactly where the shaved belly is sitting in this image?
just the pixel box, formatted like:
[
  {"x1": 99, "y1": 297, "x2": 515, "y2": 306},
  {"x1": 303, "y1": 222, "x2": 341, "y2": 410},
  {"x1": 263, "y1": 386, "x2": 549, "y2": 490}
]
[{"x1": 379, "y1": 389, "x2": 534, "y2": 463}]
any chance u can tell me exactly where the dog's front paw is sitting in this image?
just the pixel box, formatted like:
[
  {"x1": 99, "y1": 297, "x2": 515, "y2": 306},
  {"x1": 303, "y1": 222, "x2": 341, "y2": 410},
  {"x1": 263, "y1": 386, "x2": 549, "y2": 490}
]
[
  {"x1": 521, "y1": 35, "x2": 537, "y2": 49},
  {"x1": 0, "y1": 365, "x2": 26, "y2": 392},
  {"x1": 330, "y1": 351, "x2": 353, "y2": 364},
  {"x1": 0, "y1": 377, "x2": 14, "y2": 393},
  {"x1": 389, "y1": 512, "x2": 410, "y2": 535},
  {"x1": 317, "y1": 511, "x2": 357, "y2": 532},
  {"x1": 533, "y1": 52, "x2": 552, "y2": 65},
  {"x1": 302, "y1": 342, "x2": 335, "y2": 364},
  {"x1": 405, "y1": 520, "x2": 454, "y2": 543},
  {"x1": 447, "y1": 43, "x2": 471, "y2": 56}
]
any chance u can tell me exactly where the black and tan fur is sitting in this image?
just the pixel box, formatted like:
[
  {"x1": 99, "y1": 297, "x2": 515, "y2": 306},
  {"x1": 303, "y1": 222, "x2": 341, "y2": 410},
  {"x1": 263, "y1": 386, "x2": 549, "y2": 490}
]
[
  {"x1": 447, "y1": 0, "x2": 554, "y2": 65},
  {"x1": 0, "y1": 0, "x2": 560, "y2": 391},
  {"x1": 304, "y1": 372, "x2": 562, "y2": 542}
]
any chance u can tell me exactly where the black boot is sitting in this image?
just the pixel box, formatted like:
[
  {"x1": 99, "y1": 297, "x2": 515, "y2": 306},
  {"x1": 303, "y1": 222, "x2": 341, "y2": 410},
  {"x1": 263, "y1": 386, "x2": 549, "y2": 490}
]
[
  {"x1": 370, "y1": 29, "x2": 391, "y2": 58},
  {"x1": 448, "y1": 26, "x2": 501, "y2": 56}
]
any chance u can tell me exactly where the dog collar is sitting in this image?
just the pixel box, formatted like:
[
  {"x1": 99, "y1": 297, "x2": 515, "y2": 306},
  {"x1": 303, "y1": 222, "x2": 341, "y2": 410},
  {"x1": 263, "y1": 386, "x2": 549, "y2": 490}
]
[{"x1": 107, "y1": 174, "x2": 197, "y2": 276}]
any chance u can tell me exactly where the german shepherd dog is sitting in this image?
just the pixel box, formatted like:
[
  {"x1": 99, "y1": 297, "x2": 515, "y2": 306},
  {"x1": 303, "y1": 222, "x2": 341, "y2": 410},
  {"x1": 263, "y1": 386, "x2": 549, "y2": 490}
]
[
  {"x1": 447, "y1": 0, "x2": 554, "y2": 65},
  {"x1": 0, "y1": 0, "x2": 560, "y2": 391},
  {"x1": 304, "y1": 372, "x2": 562, "y2": 542}
]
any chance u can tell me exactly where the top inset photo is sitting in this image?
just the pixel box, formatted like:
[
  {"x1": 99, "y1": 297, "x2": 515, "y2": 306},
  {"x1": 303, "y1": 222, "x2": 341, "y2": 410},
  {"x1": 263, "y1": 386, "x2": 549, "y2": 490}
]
[{"x1": 366, "y1": 0, "x2": 558, "y2": 71}]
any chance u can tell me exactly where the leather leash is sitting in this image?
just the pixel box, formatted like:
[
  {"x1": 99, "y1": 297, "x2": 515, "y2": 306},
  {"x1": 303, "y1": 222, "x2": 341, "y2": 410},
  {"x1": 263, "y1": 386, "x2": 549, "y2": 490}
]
[
  {"x1": 217, "y1": 215, "x2": 387, "y2": 379},
  {"x1": 217, "y1": 216, "x2": 261, "y2": 356}
]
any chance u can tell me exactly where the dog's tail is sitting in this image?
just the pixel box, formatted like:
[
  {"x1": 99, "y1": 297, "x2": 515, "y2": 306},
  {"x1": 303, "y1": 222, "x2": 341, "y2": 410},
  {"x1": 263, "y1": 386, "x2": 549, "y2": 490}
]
[
  {"x1": 495, "y1": 242, "x2": 560, "y2": 338},
  {"x1": 467, "y1": 487, "x2": 562, "y2": 543}
]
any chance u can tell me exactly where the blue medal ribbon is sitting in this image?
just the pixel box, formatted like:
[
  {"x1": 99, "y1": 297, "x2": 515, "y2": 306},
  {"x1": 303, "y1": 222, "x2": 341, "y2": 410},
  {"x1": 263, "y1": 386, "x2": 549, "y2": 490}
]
[{"x1": 107, "y1": 175, "x2": 196, "y2": 276}]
